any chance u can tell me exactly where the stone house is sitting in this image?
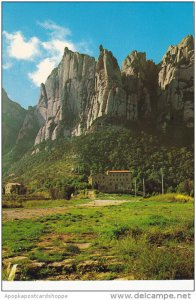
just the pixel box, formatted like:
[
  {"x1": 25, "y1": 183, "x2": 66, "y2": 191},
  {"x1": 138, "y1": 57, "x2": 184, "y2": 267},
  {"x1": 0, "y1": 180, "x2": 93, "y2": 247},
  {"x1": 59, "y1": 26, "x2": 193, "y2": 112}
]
[
  {"x1": 89, "y1": 170, "x2": 132, "y2": 193},
  {"x1": 5, "y1": 183, "x2": 23, "y2": 194}
]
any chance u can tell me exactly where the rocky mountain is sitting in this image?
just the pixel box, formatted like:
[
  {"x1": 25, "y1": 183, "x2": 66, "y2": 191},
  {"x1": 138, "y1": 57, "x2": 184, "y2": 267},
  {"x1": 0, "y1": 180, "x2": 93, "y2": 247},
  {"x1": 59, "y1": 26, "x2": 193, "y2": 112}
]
[
  {"x1": 121, "y1": 51, "x2": 158, "y2": 123},
  {"x1": 33, "y1": 35, "x2": 193, "y2": 146},
  {"x1": 2, "y1": 35, "x2": 194, "y2": 153},
  {"x1": 2, "y1": 88, "x2": 40, "y2": 161},
  {"x1": 35, "y1": 48, "x2": 96, "y2": 144},
  {"x1": 157, "y1": 35, "x2": 194, "y2": 135},
  {"x1": 2, "y1": 88, "x2": 27, "y2": 154},
  {"x1": 16, "y1": 106, "x2": 40, "y2": 146},
  {"x1": 2, "y1": 35, "x2": 194, "y2": 190}
]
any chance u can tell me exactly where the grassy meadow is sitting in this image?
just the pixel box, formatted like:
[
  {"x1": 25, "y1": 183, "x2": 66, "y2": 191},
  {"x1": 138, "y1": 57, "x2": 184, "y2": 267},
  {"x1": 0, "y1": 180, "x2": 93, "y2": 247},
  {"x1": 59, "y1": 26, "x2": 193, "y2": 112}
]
[{"x1": 2, "y1": 193, "x2": 194, "y2": 281}]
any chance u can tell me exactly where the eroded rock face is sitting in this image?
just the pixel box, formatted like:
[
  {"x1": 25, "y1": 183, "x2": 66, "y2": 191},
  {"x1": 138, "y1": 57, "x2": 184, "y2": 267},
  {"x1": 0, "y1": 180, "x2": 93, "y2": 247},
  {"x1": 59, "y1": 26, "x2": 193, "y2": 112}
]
[
  {"x1": 158, "y1": 35, "x2": 194, "y2": 130},
  {"x1": 16, "y1": 106, "x2": 40, "y2": 147},
  {"x1": 34, "y1": 35, "x2": 194, "y2": 145},
  {"x1": 121, "y1": 51, "x2": 158, "y2": 121},
  {"x1": 35, "y1": 48, "x2": 96, "y2": 144},
  {"x1": 85, "y1": 46, "x2": 127, "y2": 131}
]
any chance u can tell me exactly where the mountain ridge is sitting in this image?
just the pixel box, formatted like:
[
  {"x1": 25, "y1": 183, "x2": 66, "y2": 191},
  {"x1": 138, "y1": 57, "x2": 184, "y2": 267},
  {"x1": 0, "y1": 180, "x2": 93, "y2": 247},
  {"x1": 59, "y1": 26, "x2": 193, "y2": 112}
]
[
  {"x1": 33, "y1": 34, "x2": 193, "y2": 145},
  {"x1": 2, "y1": 35, "x2": 194, "y2": 193},
  {"x1": 2, "y1": 34, "x2": 194, "y2": 158},
  {"x1": 2, "y1": 88, "x2": 27, "y2": 155}
]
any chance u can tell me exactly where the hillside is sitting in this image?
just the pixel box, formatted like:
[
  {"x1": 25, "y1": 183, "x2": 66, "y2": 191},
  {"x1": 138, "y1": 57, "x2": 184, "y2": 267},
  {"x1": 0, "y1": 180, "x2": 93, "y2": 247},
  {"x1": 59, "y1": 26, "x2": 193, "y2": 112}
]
[
  {"x1": 2, "y1": 129, "x2": 193, "y2": 196},
  {"x1": 2, "y1": 89, "x2": 41, "y2": 174},
  {"x1": 2, "y1": 88, "x2": 27, "y2": 155},
  {"x1": 2, "y1": 35, "x2": 194, "y2": 195}
]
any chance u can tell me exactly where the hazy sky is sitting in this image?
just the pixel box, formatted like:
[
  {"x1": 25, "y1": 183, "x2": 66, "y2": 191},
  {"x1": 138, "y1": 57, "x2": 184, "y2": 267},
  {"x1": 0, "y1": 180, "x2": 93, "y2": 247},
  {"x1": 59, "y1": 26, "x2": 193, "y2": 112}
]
[{"x1": 2, "y1": 2, "x2": 194, "y2": 108}]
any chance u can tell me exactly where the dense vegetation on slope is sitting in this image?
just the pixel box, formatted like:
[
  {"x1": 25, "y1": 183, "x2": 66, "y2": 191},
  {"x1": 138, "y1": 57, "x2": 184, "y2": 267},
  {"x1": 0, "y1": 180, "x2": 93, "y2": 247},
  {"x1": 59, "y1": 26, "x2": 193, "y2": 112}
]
[
  {"x1": 2, "y1": 88, "x2": 26, "y2": 155},
  {"x1": 3, "y1": 129, "x2": 194, "y2": 196},
  {"x1": 3, "y1": 106, "x2": 40, "y2": 174}
]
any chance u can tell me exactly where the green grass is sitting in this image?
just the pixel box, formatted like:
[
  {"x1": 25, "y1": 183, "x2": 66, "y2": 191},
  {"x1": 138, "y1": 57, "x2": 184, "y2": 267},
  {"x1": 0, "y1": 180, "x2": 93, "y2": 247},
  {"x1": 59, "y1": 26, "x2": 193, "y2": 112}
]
[
  {"x1": 23, "y1": 198, "x2": 90, "y2": 209},
  {"x1": 2, "y1": 195, "x2": 194, "y2": 280},
  {"x1": 29, "y1": 249, "x2": 65, "y2": 263},
  {"x1": 115, "y1": 236, "x2": 194, "y2": 279},
  {"x1": 146, "y1": 193, "x2": 193, "y2": 203},
  {"x1": 95, "y1": 192, "x2": 141, "y2": 200},
  {"x1": 22, "y1": 193, "x2": 140, "y2": 210},
  {"x1": 2, "y1": 220, "x2": 46, "y2": 258}
]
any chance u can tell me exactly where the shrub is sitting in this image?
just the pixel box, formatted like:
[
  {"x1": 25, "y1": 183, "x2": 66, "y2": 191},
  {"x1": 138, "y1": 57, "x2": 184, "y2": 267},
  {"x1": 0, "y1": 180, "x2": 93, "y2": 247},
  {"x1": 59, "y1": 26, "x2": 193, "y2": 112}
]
[
  {"x1": 49, "y1": 185, "x2": 75, "y2": 200},
  {"x1": 146, "y1": 228, "x2": 191, "y2": 246},
  {"x1": 108, "y1": 225, "x2": 130, "y2": 239},
  {"x1": 148, "y1": 215, "x2": 168, "y2": 227},
  {"x1": 2, "y1": 194, "x2": 24, "y2": 208},
  {"x1": 116, "y1": 236, "x2": 194, "y2": 280},
  {"x1": 131, "y1": 227, "x2": 143, "y2": 239},
  {"x1": 64, "y1": 244, "x2": 80, "y2": 254},
  {"x1": 116, "y1": 237, "x2": 143, "y2": 259},
  {"x1": 138, "y1": 246, "x2": 194, "y2": 280},
  {"x1": 146, "y1": 193, "x2": 193, "y2": 203},
  {"x1": 177, "y1": 180, "x2": 194, "y2": 196},
  {"x1": 167, "y1": 186, "x2": 174, "y2": 193},
  {"x1": 29, "y1": 250, "x2": 64, "y2": 262}
]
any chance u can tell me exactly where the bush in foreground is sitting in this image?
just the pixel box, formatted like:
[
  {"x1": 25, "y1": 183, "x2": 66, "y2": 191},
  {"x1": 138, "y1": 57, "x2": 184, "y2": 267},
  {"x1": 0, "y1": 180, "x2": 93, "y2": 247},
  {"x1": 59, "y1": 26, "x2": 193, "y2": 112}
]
[
  {"x1": 146, "y1": 193, "x2": 193, "y2": 203},
  {"x1": 116, "y1": 236, "x2": 194, "y2": 280}
]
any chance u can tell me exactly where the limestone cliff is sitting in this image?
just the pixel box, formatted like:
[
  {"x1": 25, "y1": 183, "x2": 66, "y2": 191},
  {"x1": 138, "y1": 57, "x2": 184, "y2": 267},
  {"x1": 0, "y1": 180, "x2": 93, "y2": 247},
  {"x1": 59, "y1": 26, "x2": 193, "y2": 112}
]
[
  {"x1": 85, "y1": 46, "x2": 126, "y2": 131},
  {"x1": 34, "y1": 35, "x2": 194, "y2": 145},
  {"x1": 35, "y1": 48, "x2": 96, "y2": 144},
  {"x1": 157, "y1": 35, "x2": 194, "y2": 131},
  {"x1": 121, "y1": 51, "x2": 158, "y2": 122}
]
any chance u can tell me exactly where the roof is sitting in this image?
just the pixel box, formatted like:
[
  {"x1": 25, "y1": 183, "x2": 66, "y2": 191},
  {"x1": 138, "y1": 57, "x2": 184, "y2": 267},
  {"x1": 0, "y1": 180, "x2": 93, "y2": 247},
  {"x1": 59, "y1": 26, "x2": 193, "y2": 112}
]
[{"x1": 107, "y1": 170, "x2": 131, "y2": 173}]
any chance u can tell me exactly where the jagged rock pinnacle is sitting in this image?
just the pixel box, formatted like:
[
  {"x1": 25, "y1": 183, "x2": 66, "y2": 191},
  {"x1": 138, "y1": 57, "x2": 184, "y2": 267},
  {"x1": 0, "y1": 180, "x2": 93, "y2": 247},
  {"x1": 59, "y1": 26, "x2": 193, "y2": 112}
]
[{"x1": 34, "y1": 35, "x2": 194, "y2": 145}]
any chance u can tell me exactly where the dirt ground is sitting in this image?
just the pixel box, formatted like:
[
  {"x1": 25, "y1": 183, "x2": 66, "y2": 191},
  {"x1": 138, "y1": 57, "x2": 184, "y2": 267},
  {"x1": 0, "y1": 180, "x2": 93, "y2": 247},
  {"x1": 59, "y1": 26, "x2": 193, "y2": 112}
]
[{"x1": 2, "y1": 199, "x2": 129, "y2": 221}]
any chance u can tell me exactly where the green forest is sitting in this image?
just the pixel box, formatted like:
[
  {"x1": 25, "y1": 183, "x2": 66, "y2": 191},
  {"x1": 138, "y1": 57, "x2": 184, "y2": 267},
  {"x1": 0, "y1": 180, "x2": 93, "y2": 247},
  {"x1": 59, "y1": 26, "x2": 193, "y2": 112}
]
[{"x1": 3, "y1": 128, "x2": 194, "y2": 197}]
